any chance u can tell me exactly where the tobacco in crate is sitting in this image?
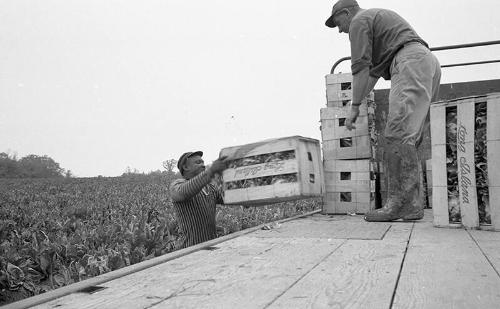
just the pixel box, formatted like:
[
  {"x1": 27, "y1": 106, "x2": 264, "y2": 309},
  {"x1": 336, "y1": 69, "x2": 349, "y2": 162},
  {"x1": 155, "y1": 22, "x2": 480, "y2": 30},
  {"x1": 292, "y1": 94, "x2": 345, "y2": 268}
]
[
  {"x1": 220, "y1": 136, "x2": 324, "y2": 206},
  {"x1": 430, "y1": 93, "x2": 500, "y2": 230}
]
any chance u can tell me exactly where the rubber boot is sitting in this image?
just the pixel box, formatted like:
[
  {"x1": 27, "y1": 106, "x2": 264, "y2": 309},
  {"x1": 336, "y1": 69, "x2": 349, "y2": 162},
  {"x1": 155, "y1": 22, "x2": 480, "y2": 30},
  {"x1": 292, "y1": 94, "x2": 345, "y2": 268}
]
[
  {"x1": 364, "y1": 143, "x2": 404, "y2": 222},
  {"x1": 399, "y1": 145, "x2": 424, "y2": 220}
]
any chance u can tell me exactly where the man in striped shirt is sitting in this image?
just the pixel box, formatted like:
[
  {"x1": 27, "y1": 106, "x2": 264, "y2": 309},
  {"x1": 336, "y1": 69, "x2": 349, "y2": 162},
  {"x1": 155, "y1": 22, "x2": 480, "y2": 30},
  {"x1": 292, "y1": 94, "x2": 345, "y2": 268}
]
[{"x1": 170, "y1": 151, "x2": 229, "y2": 249}]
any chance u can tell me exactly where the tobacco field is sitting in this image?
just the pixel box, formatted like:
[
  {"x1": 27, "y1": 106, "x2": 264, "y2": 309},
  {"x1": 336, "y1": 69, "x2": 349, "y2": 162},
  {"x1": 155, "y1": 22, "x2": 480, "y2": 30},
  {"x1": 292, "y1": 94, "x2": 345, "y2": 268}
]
[{"x1": 0, "y1": 176, "x2": 320, "y2": 305}]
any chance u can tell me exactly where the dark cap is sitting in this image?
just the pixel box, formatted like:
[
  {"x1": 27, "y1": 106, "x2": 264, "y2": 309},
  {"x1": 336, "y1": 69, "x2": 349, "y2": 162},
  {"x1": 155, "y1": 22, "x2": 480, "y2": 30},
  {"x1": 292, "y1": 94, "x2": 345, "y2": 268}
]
[
  {"x1": 177, "y1": 151, "x2": 203, "y2": 175},
  {"x1": 325, "y1": 0, "x2": 359, "y2": 28}
]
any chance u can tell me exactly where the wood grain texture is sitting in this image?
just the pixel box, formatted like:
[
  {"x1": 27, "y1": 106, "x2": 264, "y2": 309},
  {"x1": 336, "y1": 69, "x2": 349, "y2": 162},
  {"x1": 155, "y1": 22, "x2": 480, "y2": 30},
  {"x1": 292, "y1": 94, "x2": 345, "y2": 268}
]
[
  {"x1": 250, "y1": 215, "x2": 390, "y2": 240},
  {"x1": 487, "y1": 93, "x2": 500, "y2": 230},
  {"x1": 325, "y1": 73, "x2": 352, "y2": 85},
  {"x1": 34, "y1": 236, "x2": 345, "y2": 309},
  {"x1": 268, "y1": 223, "x2": 412, "y2": 309},
  {"x1": 456, "y1": 100, "x2": 479, "y2": 228},
  {"x1": 430, "y1": 103, "x2": 449, "y2": 227},
  {"x1": 392, "y1": 221, "x2": 500, "y2": 309},
  {"x1": 469, "y1": 229, "x2": 500, "y2": 275},
  {"x1": 322, "y1": 135, "x2": 371, "y2": 160}
]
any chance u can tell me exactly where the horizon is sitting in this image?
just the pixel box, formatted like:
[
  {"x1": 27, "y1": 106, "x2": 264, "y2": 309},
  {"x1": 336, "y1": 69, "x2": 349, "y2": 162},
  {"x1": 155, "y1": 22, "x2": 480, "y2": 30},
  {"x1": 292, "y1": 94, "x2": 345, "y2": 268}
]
[{"x1": 1, "y1": 0, "x2": 500, "y2": 177}]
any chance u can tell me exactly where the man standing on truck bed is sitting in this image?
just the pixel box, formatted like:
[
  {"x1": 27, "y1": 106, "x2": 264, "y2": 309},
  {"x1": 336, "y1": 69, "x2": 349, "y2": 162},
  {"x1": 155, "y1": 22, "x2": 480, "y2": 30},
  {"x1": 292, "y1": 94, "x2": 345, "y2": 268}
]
[
  {"x1": 170, "y1": 151, "x2": 229, "y2": 248},
  {"x1": 325, "y1": 0, "x2": 441, "y2": 221}
]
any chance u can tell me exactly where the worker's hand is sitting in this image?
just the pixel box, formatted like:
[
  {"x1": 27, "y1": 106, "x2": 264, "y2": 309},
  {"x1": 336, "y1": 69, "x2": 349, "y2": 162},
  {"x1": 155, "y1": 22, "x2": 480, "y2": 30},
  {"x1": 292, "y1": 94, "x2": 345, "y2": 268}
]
[
  {"x1": 208, "y1": 155, "x2": 229, "y2": 176},
  {"x1": 346, "y1": 105, "x2": 360, "y2": 131}
]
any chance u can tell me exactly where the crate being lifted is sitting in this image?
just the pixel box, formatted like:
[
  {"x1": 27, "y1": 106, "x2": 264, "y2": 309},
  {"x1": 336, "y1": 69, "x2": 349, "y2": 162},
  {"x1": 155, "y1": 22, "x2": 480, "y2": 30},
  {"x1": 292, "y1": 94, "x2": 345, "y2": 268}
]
[
  {"x1": 220, "y1": 136, "x2": 324, "y2": 206},
  {"x1": 430, "y1": 93, "x2": 500, "y2": 230}
]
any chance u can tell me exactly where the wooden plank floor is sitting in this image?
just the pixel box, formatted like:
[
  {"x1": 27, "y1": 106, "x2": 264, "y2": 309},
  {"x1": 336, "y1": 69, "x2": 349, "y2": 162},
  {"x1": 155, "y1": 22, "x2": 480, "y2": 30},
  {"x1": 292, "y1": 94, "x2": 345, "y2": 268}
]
[{"x1": 18, "y1": 210, "x2": 500, "y2": 308}]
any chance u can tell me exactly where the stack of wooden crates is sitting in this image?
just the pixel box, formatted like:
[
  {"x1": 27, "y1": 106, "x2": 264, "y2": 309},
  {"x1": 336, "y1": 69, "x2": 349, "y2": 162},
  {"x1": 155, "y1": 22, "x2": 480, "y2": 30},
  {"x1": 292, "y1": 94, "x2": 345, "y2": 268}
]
[{"x1": 321, "y1": 73, "x2": 376, "y2": 214}]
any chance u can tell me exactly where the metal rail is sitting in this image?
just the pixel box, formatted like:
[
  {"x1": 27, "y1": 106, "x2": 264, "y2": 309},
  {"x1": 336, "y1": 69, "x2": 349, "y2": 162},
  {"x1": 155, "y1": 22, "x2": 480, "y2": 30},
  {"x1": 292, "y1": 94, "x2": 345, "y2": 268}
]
[{"x1": 330, "y1": 39, "x2": 500, "y2": 74}]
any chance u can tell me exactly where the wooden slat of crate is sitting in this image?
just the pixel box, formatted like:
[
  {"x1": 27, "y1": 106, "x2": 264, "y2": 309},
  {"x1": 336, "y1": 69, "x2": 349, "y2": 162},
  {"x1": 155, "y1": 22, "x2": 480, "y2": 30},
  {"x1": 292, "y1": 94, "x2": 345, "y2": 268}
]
[
  {"x1": 430, "y1": 99, "x2": 452, "y2": 227},
  {"x1": 324, "y1": 159, "x2": 371, "y2": 172},
  {"x1": 320, "y1": 105, "x2": 368, "y2": 118},
  {"x1": 327, "y1": 93, "x2": 375, "y2": 108},
  {"x1": 488, "y1": 139, "x2": 500, "y2": 231},
  {"x1": 224, "y1": 183, "x2": 302, "y2": 205},
  {"x1": 324, "y1": 159, "x2": 374, "y2": 192},
  {"x1": 487, "y1": 93, "x2": 500, "y2": 230},
  {"x1": 296, "y1": 138, "x2": 325, "y2": 197},
  {"x1": 426, "y1": 159, "x2": 433, "y2": 208},
  {"x1": 456, "y1": 99, "x2": 479, "y2": 228},
  {"x1": 325, "y1": 179, "x2": 375, "y2": 193},
  {"x1": 326, "y1": 85, "x2": 353, "y2": 102},
  {"x1": 320, "y1": 107, "x2": 369, "y2": 140},
  {"x1": 325, "y1": 73, "x2": 352, "y2": 85},
  {"x1": 323, "y1": 192, "x2": 374, "y2": 214},
  {"x1": 222, "y1": 160, "x2": 298, "y2": 182},
  {"x1": 322, "y1": 135, "x2": 371, "y2": 160},
  {"x1": 220, "y1": 138, "x2": 296, "y2": 159}
]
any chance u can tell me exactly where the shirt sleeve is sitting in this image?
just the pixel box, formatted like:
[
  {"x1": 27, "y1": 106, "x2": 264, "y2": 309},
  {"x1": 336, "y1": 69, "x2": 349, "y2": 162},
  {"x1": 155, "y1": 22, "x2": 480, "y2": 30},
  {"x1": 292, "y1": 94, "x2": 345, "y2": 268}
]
[
  {"x1": 170, "y1": 170, "x2": 212, "y2": 202},
  {"x1": 349, "y1": 16, "x2": 373, "y2": 75}
]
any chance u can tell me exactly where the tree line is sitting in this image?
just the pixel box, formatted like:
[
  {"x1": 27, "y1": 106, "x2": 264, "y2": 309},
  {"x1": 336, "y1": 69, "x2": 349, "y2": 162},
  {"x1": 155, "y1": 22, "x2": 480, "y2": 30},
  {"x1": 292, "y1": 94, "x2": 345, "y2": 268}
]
[{"x1": 0, "y1": 152, "x2": 70, "y2": 178}]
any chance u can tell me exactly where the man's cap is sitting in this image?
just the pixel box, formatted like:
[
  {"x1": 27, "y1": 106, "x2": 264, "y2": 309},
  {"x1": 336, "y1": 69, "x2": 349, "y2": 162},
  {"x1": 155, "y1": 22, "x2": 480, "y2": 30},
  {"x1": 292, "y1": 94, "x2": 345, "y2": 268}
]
[
  {"x1": 177, "y1": 151, "x2": 203, "y2": 175},
  {"x1": 325, "y1": 0, "x2": 359, "y2": 28}
]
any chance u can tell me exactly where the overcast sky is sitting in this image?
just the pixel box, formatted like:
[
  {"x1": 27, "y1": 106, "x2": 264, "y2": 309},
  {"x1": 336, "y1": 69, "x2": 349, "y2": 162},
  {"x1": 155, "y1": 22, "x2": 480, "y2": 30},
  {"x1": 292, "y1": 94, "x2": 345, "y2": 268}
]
[{"x1": 1, "y1": 0, "x2": 499, "y2": 177}]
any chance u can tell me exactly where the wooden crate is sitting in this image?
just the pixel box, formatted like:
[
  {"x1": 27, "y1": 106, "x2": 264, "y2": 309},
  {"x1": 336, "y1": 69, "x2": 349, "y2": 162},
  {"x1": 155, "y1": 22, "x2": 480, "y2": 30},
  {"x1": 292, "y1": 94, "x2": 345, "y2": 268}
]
[
  {"x1": 220, "y1": 136, "x2": 324, "y2": 206},
  {"x1": 320, "y1": 105, "x2": 369, "y2": 140},
  {"x1": 323, "y1": 159, "x2": 376, "y2": 214},
  {"x1": 322, "y1": 135, "x2": 371, "y2": 160},
  {"x1": 325, "y1": 73, "x2": 374, "y2": 108},
  {"x1": 430, "y1": 94, "x2": 500, "y2": 230}
]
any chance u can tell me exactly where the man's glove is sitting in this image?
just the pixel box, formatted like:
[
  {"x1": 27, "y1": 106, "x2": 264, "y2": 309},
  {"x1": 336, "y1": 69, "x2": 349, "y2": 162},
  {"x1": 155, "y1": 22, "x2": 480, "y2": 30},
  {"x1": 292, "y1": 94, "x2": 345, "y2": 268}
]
[
  {"x1": 208, "y1": 155, "x2": 229, "y2": 176},
  {"x1": 346, "y1": 104, "x2": 360, "y2": 131}
]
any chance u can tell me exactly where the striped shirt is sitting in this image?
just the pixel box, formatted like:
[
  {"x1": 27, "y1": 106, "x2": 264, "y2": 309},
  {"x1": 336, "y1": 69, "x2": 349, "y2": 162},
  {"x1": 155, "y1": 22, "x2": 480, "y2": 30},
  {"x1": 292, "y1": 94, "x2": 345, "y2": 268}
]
[{"x1": 169, "y1": 170, "x2": 223, "y2": 249}]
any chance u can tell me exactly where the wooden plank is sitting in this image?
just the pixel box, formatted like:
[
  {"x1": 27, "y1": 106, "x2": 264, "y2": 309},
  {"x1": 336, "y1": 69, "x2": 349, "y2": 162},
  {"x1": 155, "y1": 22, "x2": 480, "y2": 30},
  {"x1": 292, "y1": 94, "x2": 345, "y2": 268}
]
[
  {"x1": 456, "y1": 99, "x2": 479, "y2": 228},
  {"x1": 320, "y1": 105, "x2": 368, "y2": 118},
  {"x1": 489, "y1": 185, "x2": 500, "y2": 231},
  {"x1": 327, "y1": 93, "x2": 375, "y2": 108},
  {"x1": 222, "y1": 160, "x2": 298, "y2": 182},
  {"x1": 325, "y1": 73, "x2": 352, "y2": 85},
  {"x1": 392, "y1": 220, "x2": 500, "y2": 309},
  {"x1": 487, "y1": 94, "x2": 500, "y2": 230},
  {"x1": 34, "y1": 236, "x2": 345, "y2": 309},
  {"x1": 324, "y1": 176, "x2": 372, "y2": 192},
  {"x1": 486, "y1": 93, "x2": 500, "y2": 141},
  {"x1": 297, "y1": 140, "x2": 323, "y2": 196},
  {"x1": 426, "y1": 159, "x2": 433, "y2": 208},
  {"x1": 250, "y1": 216, "x2": 391, "y2": 240},
  {"x1": 432, "y1": 186, "x2": 450, "y2": 227},
  {"x1": 326, "y1": 85, "x2": 352, "y2": 102},
  {"x1": 220, "y1": 138, "x2": 295, "y2": 159},
  {"x1": 223, "y1": 182, "x2": 302, "y2": 205},
  {"x1": 322, "y1": 135, "x2": 371, "y2": 160},
  {"x1": 324, "y1": 159, "x2": 371, "y2": 172},
  {"x1": 430, "y1": 102, "x2": 449, "y2": 226},
  {"x1": 323, "y1": 192, "x2": 374, "y2": 214},
  {"x1": 469, "y1": 229, "x2": 500, "y2": 275},
  {"x1": 268, "y1": 222, "x2": 412, "y2": 309},
  {"x1": 430, "y1": 104, "x2": 446, "y2": 146}
]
